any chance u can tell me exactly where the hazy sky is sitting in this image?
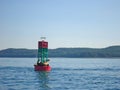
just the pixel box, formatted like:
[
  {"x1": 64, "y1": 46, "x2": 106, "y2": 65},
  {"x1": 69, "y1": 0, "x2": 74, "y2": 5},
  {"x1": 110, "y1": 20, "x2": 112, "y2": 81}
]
[{"x1": 0, "y1": 0, "x2": 120, "y2": 50}]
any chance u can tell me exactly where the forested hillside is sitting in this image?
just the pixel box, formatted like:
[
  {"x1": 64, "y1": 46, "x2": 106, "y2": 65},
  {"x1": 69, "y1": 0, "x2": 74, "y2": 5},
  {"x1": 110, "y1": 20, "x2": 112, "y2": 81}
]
[{"x1": 0, "y1": 46, "x2": 120, "y2": 58}]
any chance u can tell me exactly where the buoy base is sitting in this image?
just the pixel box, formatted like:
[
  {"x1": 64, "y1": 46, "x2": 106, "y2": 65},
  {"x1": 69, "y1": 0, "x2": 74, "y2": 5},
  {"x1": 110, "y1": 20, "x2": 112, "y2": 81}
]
[{"x1": 34, "y1": 64, "x2": 51, "y2": 71}]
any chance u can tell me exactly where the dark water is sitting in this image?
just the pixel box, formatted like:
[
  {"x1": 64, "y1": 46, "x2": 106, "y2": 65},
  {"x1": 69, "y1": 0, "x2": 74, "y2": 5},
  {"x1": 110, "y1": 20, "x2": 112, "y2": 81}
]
[{"x1": 0, "y1": 58, "x2": 120, "y2": 90}]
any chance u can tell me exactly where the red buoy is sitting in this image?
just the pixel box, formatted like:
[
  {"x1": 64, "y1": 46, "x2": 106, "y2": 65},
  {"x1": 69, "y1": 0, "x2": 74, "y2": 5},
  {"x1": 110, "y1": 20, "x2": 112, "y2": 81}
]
[
  {"x1": 34, "y1": 65, "x2": 51, "y2": 71},
  {"x1": 34, "y1": 37, "x2": 51, "y2": 71}
]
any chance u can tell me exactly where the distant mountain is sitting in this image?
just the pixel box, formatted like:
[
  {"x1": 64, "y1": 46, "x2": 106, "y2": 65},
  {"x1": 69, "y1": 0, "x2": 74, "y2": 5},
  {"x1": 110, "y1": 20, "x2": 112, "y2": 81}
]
[
  {"x1": 0, "y1": 46, "x2": 120, "y2": 58},
  {"x1": 0, "y1": 48, "x2": 37, "y2": 57}
]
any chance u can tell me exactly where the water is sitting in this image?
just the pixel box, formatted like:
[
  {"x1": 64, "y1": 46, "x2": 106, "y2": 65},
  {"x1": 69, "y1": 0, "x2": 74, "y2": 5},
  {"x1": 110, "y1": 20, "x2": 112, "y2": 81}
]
[{"x1": 0, "y1": 58, "x2": 120, "y2": 90}]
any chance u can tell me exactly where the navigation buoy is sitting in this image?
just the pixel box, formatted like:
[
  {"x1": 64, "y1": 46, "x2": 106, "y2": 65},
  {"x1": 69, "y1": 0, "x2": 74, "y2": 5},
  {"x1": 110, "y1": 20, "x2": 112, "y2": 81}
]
[{"x1": 34, "y1": 37, "x2": 51, "y2": 71}]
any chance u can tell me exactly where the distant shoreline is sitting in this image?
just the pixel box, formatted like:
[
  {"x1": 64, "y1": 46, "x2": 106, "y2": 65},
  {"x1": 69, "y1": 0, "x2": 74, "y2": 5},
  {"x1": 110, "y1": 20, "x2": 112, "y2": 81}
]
[
  {"x1": 0, "y1": 57, "x2": 120, "y2": 59},
  {"x1": 0, "y1": 45, "x2": 120, "y2": 58}
]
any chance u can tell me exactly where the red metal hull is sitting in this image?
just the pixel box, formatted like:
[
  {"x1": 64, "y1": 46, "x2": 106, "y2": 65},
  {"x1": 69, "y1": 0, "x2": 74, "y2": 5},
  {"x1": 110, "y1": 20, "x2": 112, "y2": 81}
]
[{"x1": 34, "y1": 65, "x2": 51, "y2": 71}]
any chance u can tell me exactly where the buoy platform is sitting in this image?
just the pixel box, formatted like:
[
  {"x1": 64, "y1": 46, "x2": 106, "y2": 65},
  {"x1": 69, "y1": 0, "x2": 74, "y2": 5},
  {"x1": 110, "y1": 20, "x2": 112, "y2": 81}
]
[{"x1": 34, "y1": 64, "x2": 51, "y2": 71}]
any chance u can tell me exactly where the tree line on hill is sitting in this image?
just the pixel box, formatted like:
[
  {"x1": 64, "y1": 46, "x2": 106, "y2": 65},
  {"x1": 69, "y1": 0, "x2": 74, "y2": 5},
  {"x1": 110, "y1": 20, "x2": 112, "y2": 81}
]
[{"x1": 0, "y1": 46, "x2": 120, "y2": 58}]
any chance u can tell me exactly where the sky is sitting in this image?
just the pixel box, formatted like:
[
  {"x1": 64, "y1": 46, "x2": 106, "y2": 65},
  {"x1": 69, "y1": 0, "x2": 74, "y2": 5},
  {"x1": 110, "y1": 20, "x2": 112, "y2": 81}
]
[{"x1": 0, "y1": 0, "x2": 120, "y2": 50}]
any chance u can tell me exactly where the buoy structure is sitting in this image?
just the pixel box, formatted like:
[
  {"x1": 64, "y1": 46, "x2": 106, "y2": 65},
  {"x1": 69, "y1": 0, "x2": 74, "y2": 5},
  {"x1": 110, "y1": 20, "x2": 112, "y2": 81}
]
[{"x1": 34, "y1": 37, "x2": 51, "y2": 71}]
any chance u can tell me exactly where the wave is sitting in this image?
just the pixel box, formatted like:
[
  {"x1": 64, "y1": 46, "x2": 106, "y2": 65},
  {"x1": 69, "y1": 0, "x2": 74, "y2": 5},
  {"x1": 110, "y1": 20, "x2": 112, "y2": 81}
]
[
  {"x1": 0, "y1": 66, "x2": 120, "y2": 72},
  {"x1": 52, "y1": 67, "x2": 120, "y2": 72}
]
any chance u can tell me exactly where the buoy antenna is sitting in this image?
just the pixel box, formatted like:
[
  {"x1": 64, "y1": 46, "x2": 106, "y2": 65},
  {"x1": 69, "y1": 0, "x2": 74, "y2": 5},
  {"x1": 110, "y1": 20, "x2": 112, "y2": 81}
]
[{"x1": 41, "y1": 37, "x2": 46, "y2": 40}]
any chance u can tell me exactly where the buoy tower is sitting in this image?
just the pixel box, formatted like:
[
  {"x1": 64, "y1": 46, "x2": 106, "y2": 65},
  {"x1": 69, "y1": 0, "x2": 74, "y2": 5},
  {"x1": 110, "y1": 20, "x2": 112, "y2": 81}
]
[{"x1": 34, "y1": 37, "x2": 51, "y2": 71}]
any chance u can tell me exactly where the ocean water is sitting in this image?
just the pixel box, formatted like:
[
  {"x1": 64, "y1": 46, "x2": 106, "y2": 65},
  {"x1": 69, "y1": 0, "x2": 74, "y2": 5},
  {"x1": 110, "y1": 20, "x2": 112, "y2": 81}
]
[{"x1": 0, "y1": 58, "x2": 120, "y2": 90}]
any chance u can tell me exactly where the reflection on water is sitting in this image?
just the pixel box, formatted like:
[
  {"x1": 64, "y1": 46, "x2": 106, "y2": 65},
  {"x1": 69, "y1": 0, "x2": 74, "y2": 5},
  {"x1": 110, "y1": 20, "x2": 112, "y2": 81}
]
[{"x1": 36, "y1": 71, "x2": 51, "y2": 90}]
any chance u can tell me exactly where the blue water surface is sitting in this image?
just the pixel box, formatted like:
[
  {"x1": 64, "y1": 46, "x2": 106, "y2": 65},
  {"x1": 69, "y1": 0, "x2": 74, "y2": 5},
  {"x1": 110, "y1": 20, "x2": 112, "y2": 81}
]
[{"x1": 0, "y1": 58, "x2": 120, "y2": 90}]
